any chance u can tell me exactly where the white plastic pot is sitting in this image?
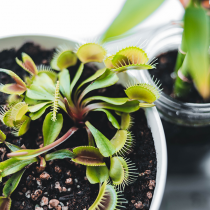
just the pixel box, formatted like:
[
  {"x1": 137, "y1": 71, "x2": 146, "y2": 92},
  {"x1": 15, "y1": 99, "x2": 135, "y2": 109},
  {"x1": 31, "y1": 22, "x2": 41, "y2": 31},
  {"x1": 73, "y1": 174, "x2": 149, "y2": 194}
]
[{"x1": 0, "y1": 35, "x2": 167, "y2": 210}]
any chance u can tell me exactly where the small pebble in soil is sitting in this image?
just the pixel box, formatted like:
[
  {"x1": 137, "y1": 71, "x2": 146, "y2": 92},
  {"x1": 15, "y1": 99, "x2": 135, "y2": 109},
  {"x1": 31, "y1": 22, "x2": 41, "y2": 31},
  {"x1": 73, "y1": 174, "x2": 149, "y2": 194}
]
[
  {"x1": 31, "y1": 189, "x2": 42, "y2": 201},
  {"x1": 147, "y1": 191, "x2": 153, "y2": 199},
  {"x1": 65, "y1": 178, "x2": 73, "y2": 185},
  {"x1": 148, "y1": 180, "x2": 156, "y2": 190},
  {"x1": 35, "y1": 207, "x2": 43, "y2": 210},
  {"x1": 55, "y1": 182, "x2": 62, "y2": 192},
  {"x1": 40, "y1": 196, "x2": 49, "y2": 206},
  {"x1": 40, "y1": 171, "x2": 51, "y2": 180},
  {"x1": 134, "y1": 201, "x2": 143, "y2": 209},
  {"x1": 55, "y1": 165, "x2": 62, "y2": 173},
  {"x1": 66, "y1": 170, "x2": 71, "y2": 177},
  {"x1": 36, "y1": 178, "x2": 42, "y2": 186},
  {"x1": 25, "y1": 190, "x2": 31, "y2": 198},
  {"x1": 49, "y1": 199, "x2": 60, "y2": 208}
]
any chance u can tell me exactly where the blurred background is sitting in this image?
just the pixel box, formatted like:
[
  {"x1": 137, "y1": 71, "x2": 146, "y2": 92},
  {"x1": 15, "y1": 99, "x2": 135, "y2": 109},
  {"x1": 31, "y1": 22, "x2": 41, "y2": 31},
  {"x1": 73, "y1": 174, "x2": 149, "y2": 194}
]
[{"x1": 1, "y1": 0, "x2": 210, "y2": 209}]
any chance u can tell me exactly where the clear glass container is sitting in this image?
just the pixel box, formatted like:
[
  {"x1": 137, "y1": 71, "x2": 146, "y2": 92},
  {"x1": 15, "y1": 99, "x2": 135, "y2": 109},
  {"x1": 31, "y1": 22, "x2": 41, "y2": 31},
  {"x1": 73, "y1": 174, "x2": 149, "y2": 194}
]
[{"x1": 142, "y1": 24, "x2": 210, "y2": 127}]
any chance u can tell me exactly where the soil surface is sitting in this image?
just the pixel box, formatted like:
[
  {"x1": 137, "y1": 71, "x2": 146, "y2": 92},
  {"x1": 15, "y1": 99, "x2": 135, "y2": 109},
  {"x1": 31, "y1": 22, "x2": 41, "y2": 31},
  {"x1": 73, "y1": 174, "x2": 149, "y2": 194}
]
[
  {"x1": 149, "y1": 50, "x2": 205, "y2": 103},
  {"x1": 0, "y1": 43, "x2": 157, "y2": 210}
]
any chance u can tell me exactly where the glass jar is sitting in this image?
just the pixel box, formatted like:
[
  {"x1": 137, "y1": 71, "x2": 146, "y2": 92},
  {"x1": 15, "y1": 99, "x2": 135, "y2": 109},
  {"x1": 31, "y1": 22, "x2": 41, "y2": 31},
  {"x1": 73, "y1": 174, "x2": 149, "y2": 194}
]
[{"x1": 141, "y1": 24, "x2": 210, "y2": 127}]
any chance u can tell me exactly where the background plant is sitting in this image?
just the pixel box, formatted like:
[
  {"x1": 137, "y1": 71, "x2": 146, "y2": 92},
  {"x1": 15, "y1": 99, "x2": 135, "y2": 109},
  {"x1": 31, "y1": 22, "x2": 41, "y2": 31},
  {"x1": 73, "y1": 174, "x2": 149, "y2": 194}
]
[
  {"x1": 0, "y1": 42, "x2": 160, "y2": 209},
  {"x1": 101, "y1": 0, "x2": 210, "y2": 100}
]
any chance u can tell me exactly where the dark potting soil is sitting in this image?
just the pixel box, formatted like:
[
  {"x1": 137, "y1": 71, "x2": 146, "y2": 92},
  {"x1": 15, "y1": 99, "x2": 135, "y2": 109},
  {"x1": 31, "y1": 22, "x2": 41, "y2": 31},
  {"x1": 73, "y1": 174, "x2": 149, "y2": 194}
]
[
  {"x1": 0, "y1": 43, "x2": 157, "y2": 210},
  {"x1": 149, "y1": 50, "x2": 205, "y2": 103}
]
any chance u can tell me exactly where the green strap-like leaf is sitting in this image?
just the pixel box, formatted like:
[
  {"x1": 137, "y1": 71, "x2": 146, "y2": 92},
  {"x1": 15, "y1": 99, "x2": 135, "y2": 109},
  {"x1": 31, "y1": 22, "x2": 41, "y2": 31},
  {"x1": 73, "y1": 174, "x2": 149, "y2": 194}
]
[
  {"x1": 86, "y1": 166, "x2": 109, "y2": 184},
  {"x1": 82, "y1": 96, "x2": 128, "y2": 106},
  {"x1": 85, "y1": 121, "x2": 116, "y2": 157},
  {"x1": 0, "y1": 197, "x2": 11, "y2": 210},
  {"x1": 80, "y1": 69, "x2": 119, "y2": 101},
  {"x1": 29, "y1": 104, "x2": 51, "y2": 120},
  {"x1": 69, "y1": 63, "x2": 84, "y2": 105},
  {"x1": 28, "y1": 102, "x2": 51, "y2": 112},
  {"x1": 0, "y1": 158, "x2": 37, "y2": 178},
  {"x1": 76, "y1": 68, "x2": 106, "y2": 91},
  {"x1": 99, "y1": 101, "x2": 140, "y2": 113},
  {"x1": 70, "y1": 63, "x2": 84, "y2": 93},
  {"x1": 43, "y1": 112, "x2": 63, "y2": 146},
  {"x1": 101, "y1": 0, "x2": 164, "y2": 42},
  {"x1": 45, "y1": 149, "x2": 75, "y2": 161},
  {"x1": 3, "y1": 169, "x2": 25, "y2": 197},
  {"x1": 58, "y1": 69, "x2": 71, "y2": 101},
  {"x1": 94, "y1": 109, "x2": 120, "y2": 129}
]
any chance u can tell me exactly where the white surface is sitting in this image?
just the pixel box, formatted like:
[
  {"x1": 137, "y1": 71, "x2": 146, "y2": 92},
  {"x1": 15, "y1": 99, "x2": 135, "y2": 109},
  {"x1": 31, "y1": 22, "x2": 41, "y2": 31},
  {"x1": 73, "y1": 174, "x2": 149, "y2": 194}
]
[
  {"x1": 0, "y1": 35, "x2": 167, "y2": 210},
  {"x1": 0, "y1": 0, "x2": 184, "y2": 41}
]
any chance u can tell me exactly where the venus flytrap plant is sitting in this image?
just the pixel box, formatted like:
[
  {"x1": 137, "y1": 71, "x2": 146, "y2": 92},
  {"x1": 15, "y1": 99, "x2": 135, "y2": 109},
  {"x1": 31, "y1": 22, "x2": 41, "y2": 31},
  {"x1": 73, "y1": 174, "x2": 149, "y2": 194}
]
[{"x1": 0, "y1": 42, "x2": 160, "y2": 210}]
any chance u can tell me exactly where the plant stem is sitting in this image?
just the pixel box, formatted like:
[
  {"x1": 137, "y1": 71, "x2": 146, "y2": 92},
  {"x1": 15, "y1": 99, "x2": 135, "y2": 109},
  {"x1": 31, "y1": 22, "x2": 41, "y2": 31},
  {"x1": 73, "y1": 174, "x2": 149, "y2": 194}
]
[
  {"x1": 7, "y1": 127, "x2": 78, "y2": 158},
  {"x1": 174, "y1": 53, "x2": 192, "y2": 98}
]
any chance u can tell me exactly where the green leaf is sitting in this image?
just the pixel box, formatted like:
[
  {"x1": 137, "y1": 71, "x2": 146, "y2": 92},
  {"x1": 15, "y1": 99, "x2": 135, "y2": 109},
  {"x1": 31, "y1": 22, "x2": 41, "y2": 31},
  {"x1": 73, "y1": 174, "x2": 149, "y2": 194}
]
[
  {"x1": 76, "y1": 68, "x2": 106, "y2": 91},
  {"x1": 0, "y1": 197, "x2": 11, "y2": 210},
  {"x1": 13, "y1": 115, "x2": 31, "y2": 136},
  {"x1": 51, "y1": 49, "x2": 77, "y2": 71},
  {"x1": 100, "y1": 101, "x2": 140, "y2": 113},
  {"x1": 72, "y1": 146, "x2": 105, "y2": 166},
  {"x1": 0, "y1": 69, "x2": 27, "y2": 95},
  {"x1": 16, "y1": 53, "x2": 38, "y2": 75},
  {"x1": 86, "y1": 166, "x2": 109, "y2": 184},
  {"x1": 29, "y1": 104, "x2": 51, "y2": 120},
  {"x1": 94, "y1": 109, "x2": 120, "y2": 129},
  {"x1": 70, "y1": 63, "x2": 84, "y2": 93},
  {"x1": 45, "y1": 149, "x2": 75, "y2": 161},
  {"x1": 26, "y1": 84, "x2": 54, "y2": 101},
  {"x1": 121, "y1": 113, "x2": 131, "y2": 130},
  {"x1": 80, "y1": 69, "x2": 119, "y2": 99},
  {"x1": 37, "y1": 68, "x2": 57, "y2": 83},
  {"x1": 82, "y1": 96, "x2": 128, "y2": 106},
  {"x1": 28, "y1": 102, "x2": 51, "y2": 112},
  {"x1": 109, "y1": 156, "x2": 125, "y2": 186},
  {"x1": 184, "y1": 6, "x2": 210, "y2": 99},
  {"x1": 2, "y1": 109, "x2": 14, "y2": 127},
  {"x1": 5, "y1": 142, "x2": 21, "y2": 152},
  {"x1": 76, "y1": 43, "x2": 107, "y2": 63},
  {"x1": 43, "y1": 112, "x2": 63, "y2": 146},
  {"x1": 85, "y1": 121, "x2": 116, "y2": 157},
  {"x1": 24, "y1": 96, "x2": 42, "y2": 105},
  {"x1": 10, "y1": 102, "x2": 28, "y2": 121},
  {"x1": 0, "y1": 84, "x2": 26, "y2": 96},
  {"x1": 0, "y1": 157, "x2": 37, "y2": 178},
  {"x1": 101, "y1": 0, "x2": 164, "y2": 42},
  {"x1": 110, "y1": 130, "x2": 127, "y2": 153},
  {"x1": 58, "y1": 69, "x2": 71, "y2": 101},
  {"x1": 125, "y1": 83, "x2": 160, "y2": 103},
  {"x1": 3, "y1": 169, "x2": 25, "y2": 197},
  {"x1": 0, "y1": 130, "x2": 6, "y2": 143},
  {"x1": 32, "y1": 73, "x2": 55, "y2": 94},
  {"x1": 89, "y1": 181, "x2": 126, "y2": 210}
]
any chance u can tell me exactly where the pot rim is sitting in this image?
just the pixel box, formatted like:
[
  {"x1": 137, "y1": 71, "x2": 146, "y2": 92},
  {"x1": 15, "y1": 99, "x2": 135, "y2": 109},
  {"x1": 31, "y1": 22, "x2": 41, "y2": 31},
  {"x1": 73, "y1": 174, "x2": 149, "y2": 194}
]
[{"x1": 0, "y1": 34, "x2": 167, "y2": 210}]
